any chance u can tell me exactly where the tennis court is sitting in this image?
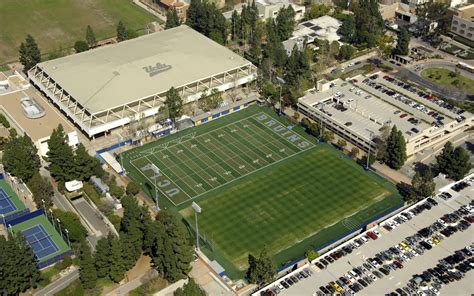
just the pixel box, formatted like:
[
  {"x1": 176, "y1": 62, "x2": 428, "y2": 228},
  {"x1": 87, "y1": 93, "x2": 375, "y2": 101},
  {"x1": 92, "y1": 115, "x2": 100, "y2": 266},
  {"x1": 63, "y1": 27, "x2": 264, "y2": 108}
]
[
  {"x1": 10, "y1": 212, "x2": 70, "y2": 263},
  {"x1": 0, "y1": 179, "x2": 26, "y2": 218},
  {"x1": 0, "y1": 188, "x2": 16, "y2": 215},
  {"x1": 22, "y1": 224, "x2": 59, "y2": 260}
]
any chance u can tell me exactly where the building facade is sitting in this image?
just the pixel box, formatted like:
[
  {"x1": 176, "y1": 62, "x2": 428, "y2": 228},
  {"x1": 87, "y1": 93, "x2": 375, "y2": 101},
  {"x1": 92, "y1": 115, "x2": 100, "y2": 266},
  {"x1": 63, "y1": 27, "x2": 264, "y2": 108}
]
[{"x1": 451, "y1": 4, "x2": 474, "y2": 41}]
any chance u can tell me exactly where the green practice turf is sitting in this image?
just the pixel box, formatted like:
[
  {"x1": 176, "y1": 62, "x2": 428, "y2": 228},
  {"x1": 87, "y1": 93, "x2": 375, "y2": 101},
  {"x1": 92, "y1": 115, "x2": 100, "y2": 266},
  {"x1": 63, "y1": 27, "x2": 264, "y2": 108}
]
[
  {"x1": 10, "y1": 214, "x2": 70, "y2": 263},
  {"x1": 123, "y1": 105, "x2": 403, "y2": 278},
  {"x1": 0, "y1": 179, "x2": 26, "y2": 215},
  {"x1": 0, "y1": 0, "x2": 156, "y2": 64}
]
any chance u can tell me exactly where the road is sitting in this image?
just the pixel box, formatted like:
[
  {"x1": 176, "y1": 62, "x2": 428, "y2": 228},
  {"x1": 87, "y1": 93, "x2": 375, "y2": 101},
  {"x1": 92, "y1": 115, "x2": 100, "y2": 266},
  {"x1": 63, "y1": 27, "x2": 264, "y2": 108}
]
[{"x1": 34, "y1": 267, "x2": 79, "y2": 296}]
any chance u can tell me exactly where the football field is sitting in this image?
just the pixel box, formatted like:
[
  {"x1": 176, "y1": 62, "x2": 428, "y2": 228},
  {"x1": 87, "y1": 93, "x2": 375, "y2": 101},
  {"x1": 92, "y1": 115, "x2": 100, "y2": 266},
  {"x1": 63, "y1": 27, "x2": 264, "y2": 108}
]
[{"x1": 122, "y1": 105, "x2": 402, "y2": 277}]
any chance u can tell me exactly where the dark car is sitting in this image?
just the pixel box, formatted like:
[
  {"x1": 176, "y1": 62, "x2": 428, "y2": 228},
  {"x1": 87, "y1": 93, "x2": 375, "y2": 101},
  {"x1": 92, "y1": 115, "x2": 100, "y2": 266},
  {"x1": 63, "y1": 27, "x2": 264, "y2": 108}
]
[
  {"x1": 319, "y1": 286, "x2": 329, "y2": 294},
  {"x1": 380, "y1": 267, "x2": 390, "y2": 275},
  {"x1": 358, "y1": 279, "x2": 368, "y2": 287}
]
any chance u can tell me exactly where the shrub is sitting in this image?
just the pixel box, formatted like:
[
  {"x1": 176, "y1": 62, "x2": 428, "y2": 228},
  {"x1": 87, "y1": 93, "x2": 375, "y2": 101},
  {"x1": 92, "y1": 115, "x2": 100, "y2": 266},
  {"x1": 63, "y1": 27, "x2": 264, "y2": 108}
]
[{"x1": 305, "y1": 250, "x2": 319, "y2": 261}]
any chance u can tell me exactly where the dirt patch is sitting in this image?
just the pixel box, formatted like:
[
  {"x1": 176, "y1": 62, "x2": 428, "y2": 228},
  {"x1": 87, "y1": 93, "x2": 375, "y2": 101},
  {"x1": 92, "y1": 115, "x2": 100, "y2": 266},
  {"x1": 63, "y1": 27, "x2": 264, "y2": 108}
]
[{"x1": 126, "y1": 255, "x2": 153, "y2": 281}]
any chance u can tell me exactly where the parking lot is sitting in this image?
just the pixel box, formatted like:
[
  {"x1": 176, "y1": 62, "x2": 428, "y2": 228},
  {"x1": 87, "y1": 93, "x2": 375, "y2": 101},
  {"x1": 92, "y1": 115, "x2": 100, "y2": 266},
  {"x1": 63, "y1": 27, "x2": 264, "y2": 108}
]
[{"x1": 257, "y1": 175, "x2": 474, "y2": 296}]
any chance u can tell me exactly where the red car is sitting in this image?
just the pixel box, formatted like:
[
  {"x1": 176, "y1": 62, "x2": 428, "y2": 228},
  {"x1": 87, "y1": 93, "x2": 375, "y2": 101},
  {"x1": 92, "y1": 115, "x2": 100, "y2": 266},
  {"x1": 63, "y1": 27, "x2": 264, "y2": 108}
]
[
  {"x1": 366, "y1": 231, "x2": 378, "y2": 240},
  {"x1": 383, "y1": 75, "x2": 390, "y2": 79},
  {"x1": 464, "y1": 215, "x2": 474, "y2": 223}
]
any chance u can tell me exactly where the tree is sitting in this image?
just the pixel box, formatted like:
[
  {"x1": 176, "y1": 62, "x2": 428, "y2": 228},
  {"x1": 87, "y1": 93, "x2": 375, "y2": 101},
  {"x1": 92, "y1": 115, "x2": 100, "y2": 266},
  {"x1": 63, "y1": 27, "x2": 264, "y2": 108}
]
[
  {"x1": 95, "y1": 235, "x2": 112, "y2": 278},
  {"x1": 385, "y1": 126, "x2": 407, "y2": 170},
  {"x1": 338, "y1": 15, "x2": 356, "y2": 43},
  {"x1": 437, "y1": 142, "x2": 471, "y2": 180},
  {"x1": 377, "y1": 34, "x2": 394, "y2": 58},
  {"x1": 147, "y1": 211, "x2": 193, "y2": 282},
  {"x1": 338, "y1": 44, "x2": 356, "y2": 60},
  {"x1": 329, "y1": 41, "x2": 340, "y2": 59},
  {"x1": 74, "y1": 40, "x2": 89, "y2": 53},
  {"x1": 436, "y1": 141, "x2": 454, "y2": 174},
  {"x1": 27, "y1": 173, "x2": 53, "y2": 210},
  {"x1": 198, "y1": 88, "x2": 223, "y2": 112},
  {"x1": 275, "y1": 6, "x2": 296, "y2": 41},
  {"x1": 186, "y1": 0, "x2": 227, "y2": 44},
  {"x1": 337, "y1": 139, "x2": 347, "y2": 150},
  {"x1": 394, "y1": 27, "x2": 410, "y2": 55},
  {"x1": 125, "y1": 29, "x2": 139, "y2": 40},
  {"x1": 322, "y1": 130, "x2": 335, "y2": 143},
  {"x1": 85, "y1": 25, "x2": 97, "y2": 48},
  {"x1": 52, "y1": 209, "x2": 87, "y2": 242},
  {"x1": 79, "y1": 241, "x2": 97, "y2": 289},
  {"x1": 119, "y1": 196, "x2": 150, "y2": 270},
  {"x1": 19, "y1": 34, "x2": 41, "y2": 73},
  {"x1": 303, "y1": 4, "x2": 330, "y2": 20},
  {"x1": 47, "y1": 125, "x2": 76, "y2": 183},
  {"x1": 74, "y1": 143, "x2": 102, "y2": 181},
  {"x1": 166, "y1": 9, "x2": 181, "y2": 29},
  {"x1": 174, "y1": 278, "x2": 205, "y2": 296},
  {"x1": 108, "y1": 235, "x2": 125, "y2": 282},
  {"x1": 2, "y1": 135, "x2": 41, "y2": 182},
  {"x1": 165, "y1": 87, "x2": 183, "y2": 121},
  {"x1": 126, "y1": 181, "x2": 140, "y2": 196},
  {"x1": 409, "y1": 167, "x2": 435, "y2": 202},
  {"x1": 246, "y1": 247, "x2": 276, "y2": 286},
  {"x1": 116, "y1": 21, "x2": 127, "y2": 42},
  {"x1": 449, "y1": 147, "x2": 471, "y2": 180},
  {"x1": 0, "y1": 234, "x2": 40, "y2": 294},
  {"x1": 350, "y1": 147, "x2": 360, "y2": 158}
]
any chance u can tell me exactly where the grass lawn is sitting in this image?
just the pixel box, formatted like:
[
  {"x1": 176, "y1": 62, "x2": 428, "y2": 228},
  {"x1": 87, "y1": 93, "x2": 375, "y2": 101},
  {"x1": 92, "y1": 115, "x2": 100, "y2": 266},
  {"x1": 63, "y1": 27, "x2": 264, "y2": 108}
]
[
  {"x1": 123, "y1": 105, "x2": 402, "y2": 279},
  {"x1": 421, "y1": 68, "x2": 474, "y2": 96},
  {"x1": 0, "y1": 0, "x2": 157, "y2": 64}
]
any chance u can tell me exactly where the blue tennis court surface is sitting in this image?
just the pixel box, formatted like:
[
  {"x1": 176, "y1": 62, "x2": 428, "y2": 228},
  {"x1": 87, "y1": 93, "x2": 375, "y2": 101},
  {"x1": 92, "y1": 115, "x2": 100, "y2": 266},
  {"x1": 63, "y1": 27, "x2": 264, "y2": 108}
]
[
  {"x1": 22, "y1": 224, "x2": 59, "y2": 260},
  {"x1": 0, "y1": 188, "x2": 16, "y2": 215}
]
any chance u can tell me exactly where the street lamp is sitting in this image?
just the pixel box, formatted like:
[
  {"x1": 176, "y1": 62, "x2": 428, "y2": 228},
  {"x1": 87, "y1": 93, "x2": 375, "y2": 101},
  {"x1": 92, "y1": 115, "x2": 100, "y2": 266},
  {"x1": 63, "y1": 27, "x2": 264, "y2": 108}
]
[
  {"x1": 41, "y1": 199, "x2": 46, "y2": 212},
  {"x1": 1, "y1": 214, "x2": 5, "y2": 229},
  {"x1": 7, "y1": 223, "x2": 13, "y2": 235},
  {"x1": 192, "y1": 202, "x2": 202, "y2": 252}
]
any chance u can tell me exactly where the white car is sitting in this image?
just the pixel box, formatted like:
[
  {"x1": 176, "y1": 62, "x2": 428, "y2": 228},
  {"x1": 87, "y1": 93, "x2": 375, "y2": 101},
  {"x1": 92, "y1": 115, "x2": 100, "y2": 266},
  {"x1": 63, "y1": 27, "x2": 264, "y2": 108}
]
[
  {"x1": 348, "y1": 63, "x2": 355, "y2": 67},
  {"x1": 360, "y1": 236, "x2": 369, "y2": 243},
  {"x1": 373, "y1": 230, "x2": 381, "y2": 237}
]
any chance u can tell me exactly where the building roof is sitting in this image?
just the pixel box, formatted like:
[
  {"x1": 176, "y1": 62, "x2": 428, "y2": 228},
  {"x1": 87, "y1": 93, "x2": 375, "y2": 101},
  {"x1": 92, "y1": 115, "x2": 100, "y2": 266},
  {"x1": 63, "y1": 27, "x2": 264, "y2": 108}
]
[
  {"x1": 457, "y1": 4, "x2": 474, "y2": 19},
  {"x1": 35, "y1": 25, "x2": 252, "y2": 114},
  {"x1": 299, "y1": 78, "x2": 432, "y2": 142}
]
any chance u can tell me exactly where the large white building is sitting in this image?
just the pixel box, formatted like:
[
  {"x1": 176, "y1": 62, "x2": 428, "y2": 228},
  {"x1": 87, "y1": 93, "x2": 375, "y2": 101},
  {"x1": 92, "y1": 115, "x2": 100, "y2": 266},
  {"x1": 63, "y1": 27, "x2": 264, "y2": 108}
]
[
  {"x1": 282, "y1": 16, "x2": 342, "y2": 54},
  {"x1": 28, "y1": 25, "x2": 257, "y2": 138},
  {"x1": 223, "y1": 0, "x2": 305, "y2": 21}
]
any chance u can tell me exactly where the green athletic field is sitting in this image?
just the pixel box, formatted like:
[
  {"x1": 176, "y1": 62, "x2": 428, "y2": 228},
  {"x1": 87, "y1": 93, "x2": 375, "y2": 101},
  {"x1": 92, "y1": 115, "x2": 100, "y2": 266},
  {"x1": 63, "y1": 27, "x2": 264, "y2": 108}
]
[
  {"x1": 10, "y1": 214, "x2": 70, "y2": 263},
  {"x1": 0, "y1": 179, "x2": 27, "y2": 215},
  {"x1": 122, "y1": 105, "x2": 403, "y2": 278},
  {"x1": 0, "y1": 0, "x2": 156, "y2": 64}
]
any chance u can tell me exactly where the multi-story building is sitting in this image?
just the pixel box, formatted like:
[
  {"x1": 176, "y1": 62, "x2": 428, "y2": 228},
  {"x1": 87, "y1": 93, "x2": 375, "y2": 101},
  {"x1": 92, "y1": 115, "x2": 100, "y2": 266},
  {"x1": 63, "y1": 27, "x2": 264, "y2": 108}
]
[
  {"x1": 451, "y1": 4, "x2": 474, "y2": 41},
  {"x1": 298, "y1": 76, "x2": 473, "y2": 157},
  {"x1": 223, "y1": 0, "x2": 305, "y2": 21}
]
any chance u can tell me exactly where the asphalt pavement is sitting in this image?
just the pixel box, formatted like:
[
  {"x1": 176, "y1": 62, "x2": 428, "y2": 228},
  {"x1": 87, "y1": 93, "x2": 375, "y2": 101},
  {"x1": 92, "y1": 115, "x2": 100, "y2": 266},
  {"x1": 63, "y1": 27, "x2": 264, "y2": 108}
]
[{"x1": 34, "y1": 267, "x2": 79, "y2": 296}]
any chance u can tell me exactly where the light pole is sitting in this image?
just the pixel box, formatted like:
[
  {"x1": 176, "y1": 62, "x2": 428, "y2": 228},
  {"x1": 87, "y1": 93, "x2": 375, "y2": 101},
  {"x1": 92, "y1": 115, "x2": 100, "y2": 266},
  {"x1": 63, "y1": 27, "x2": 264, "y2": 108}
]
[
  {"x1": 276, "y1": 77, "x2": 285, "y2": 116},
  {"x1": 56, "y1": 218, "x2": 62, "y2": 237},
  {"x1": 65, "y1": 228, "x2": 70, "y2": 247},
  {"x1": 192, "y1": 202, "x2": 202, "y2": 252},
  {"x1": 49, "y1": 209, "x2": 56, "y2": 229},
  {"x1": 117, "y1": 133, "x2": 126, "y2": 176},
  {"x1": 41, "y1": 199, "x2": 46, "y2": 212},
  {"x1": 1, "y1": 214, "x2": 5, "y2": 229},
  {"x1": 7, "y1": 223, "x2": 13, "y2": 235},
  {"x1": 365, "y1": 129, "x2": 375, "y2": 170}
]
